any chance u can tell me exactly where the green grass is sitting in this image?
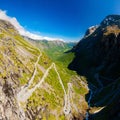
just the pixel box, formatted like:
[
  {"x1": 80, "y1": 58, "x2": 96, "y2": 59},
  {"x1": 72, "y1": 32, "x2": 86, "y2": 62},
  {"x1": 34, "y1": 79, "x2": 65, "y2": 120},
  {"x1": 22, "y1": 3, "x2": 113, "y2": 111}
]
[
  {"x1": 19, "y1": 72, "x2": 31, "y2": 85},
  {"x1": 28, "y1": 88, "x2": 62, "y2": 110},
  {"x1": 14, "y1": 35, "x2": 39, "y2": 55},
  {"x1": 38, "y1": 51, "x2": 52, "y2": 69},
  {"x1": 73, "y1": 85, "x2": 88, "y2": 95},
  {"x1": 44, "y1": 46, "x2": 70, "y2": 61}
]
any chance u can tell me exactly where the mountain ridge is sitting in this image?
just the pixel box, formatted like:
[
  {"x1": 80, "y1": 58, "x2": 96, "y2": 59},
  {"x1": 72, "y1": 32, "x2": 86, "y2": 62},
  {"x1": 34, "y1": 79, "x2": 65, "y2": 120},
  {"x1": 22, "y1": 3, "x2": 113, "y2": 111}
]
[{"x1": 69, "y1": 15, "x2": 120, "y2": 120}]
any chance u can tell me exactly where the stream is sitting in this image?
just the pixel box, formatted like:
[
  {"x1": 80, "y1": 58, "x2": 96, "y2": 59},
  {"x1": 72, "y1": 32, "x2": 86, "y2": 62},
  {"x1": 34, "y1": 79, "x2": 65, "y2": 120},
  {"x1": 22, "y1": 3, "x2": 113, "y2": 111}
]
[{"x1": 85, "y1": 90, "x2": 93, "y2": 120}]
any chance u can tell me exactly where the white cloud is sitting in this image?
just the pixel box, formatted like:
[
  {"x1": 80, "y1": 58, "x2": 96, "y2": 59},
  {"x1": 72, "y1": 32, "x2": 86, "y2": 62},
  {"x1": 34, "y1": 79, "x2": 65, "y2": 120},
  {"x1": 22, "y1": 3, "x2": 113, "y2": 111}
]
[{"x1": 0, "y1": 10, "x2": 64, "y2": 41}]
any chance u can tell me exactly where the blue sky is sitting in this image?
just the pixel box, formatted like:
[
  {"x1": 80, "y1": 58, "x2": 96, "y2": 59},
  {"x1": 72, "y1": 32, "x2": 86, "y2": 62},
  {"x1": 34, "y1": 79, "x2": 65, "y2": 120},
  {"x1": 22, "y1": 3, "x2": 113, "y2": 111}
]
[{"x1": 0, "y1": 0, "x2": 120, "y2": 41}]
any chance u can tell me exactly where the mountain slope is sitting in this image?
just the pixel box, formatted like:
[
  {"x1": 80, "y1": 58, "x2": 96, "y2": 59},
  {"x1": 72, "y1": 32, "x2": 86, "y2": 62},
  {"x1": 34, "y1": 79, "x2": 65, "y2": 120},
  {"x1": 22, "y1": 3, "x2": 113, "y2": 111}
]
[
  {"x1": 0, "y1": 19, "x2": 88, "y2": 120},
  {"x1": 69, "y1": 15, "x2": 120, "y2": 120}
]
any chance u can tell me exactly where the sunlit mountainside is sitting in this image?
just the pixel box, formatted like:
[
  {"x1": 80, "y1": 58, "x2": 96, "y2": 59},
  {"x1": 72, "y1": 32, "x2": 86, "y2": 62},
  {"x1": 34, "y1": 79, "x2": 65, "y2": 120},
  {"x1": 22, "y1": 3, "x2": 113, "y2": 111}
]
[{"x1": 0, "y1": 19, "x2": 88, "y2": 120}]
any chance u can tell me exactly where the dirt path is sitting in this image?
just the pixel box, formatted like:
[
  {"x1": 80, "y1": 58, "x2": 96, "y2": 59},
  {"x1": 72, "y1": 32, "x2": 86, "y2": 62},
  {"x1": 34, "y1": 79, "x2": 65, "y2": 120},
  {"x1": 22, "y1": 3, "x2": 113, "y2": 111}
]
[
  {"x1": 17, "y1": 63, "x2": 68, "y2": 106},
  {"x1": 27, "y1": 51, "x2": 42, "y2": 86},
  {"x1": 17, "y1": 51, "x2": 42, "y2": 102},
  {"x1": 17, "y1": 55, "x2": 75, "y2": 115},
  {"x1": 20, "y1": 63, "x2": 55, "y2": 102}
]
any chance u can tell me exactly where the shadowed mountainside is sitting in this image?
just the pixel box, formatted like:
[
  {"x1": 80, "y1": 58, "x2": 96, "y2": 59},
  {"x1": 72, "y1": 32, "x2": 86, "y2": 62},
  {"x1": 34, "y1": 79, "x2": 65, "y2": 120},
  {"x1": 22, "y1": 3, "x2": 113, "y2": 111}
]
[{"x1": 69, "y1": 15, "x2": 120, "y2": 120}]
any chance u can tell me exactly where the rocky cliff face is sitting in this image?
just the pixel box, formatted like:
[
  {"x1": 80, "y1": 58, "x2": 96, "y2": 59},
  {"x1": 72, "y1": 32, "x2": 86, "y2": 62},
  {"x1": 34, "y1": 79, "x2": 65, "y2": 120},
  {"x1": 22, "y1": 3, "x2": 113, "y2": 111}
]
[
  {"x1": 69, "y1": 15, "x2": 120, "y2": 119},
  {"x1": 0, "y1": 20, "x2": 26, "y2": 120}
]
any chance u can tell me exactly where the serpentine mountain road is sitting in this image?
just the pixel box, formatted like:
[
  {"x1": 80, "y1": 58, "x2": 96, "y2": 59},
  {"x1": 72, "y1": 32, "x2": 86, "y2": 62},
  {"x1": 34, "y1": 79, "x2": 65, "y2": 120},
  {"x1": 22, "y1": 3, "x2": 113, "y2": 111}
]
[{"x1": 17, "y1": 52, "x2": 71, "y2": 115}]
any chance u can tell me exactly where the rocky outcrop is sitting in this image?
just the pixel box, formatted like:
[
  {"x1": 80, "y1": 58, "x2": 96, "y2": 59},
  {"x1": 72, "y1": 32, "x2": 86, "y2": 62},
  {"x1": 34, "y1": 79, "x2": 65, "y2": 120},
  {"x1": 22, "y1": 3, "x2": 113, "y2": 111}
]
[
  {"x1": 85, "y1": 25, "x2": 98, "y2": 36},
  {"x1": 0, "y1": 79, "x2": 26, "y2": 120}
]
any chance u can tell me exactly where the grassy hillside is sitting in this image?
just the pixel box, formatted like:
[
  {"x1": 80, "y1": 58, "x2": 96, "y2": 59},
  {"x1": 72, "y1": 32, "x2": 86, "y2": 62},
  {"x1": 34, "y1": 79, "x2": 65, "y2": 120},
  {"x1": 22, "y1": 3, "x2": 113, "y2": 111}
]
[{"x1": 0, "y1": 20, "x2": 88, "y2": 120}]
